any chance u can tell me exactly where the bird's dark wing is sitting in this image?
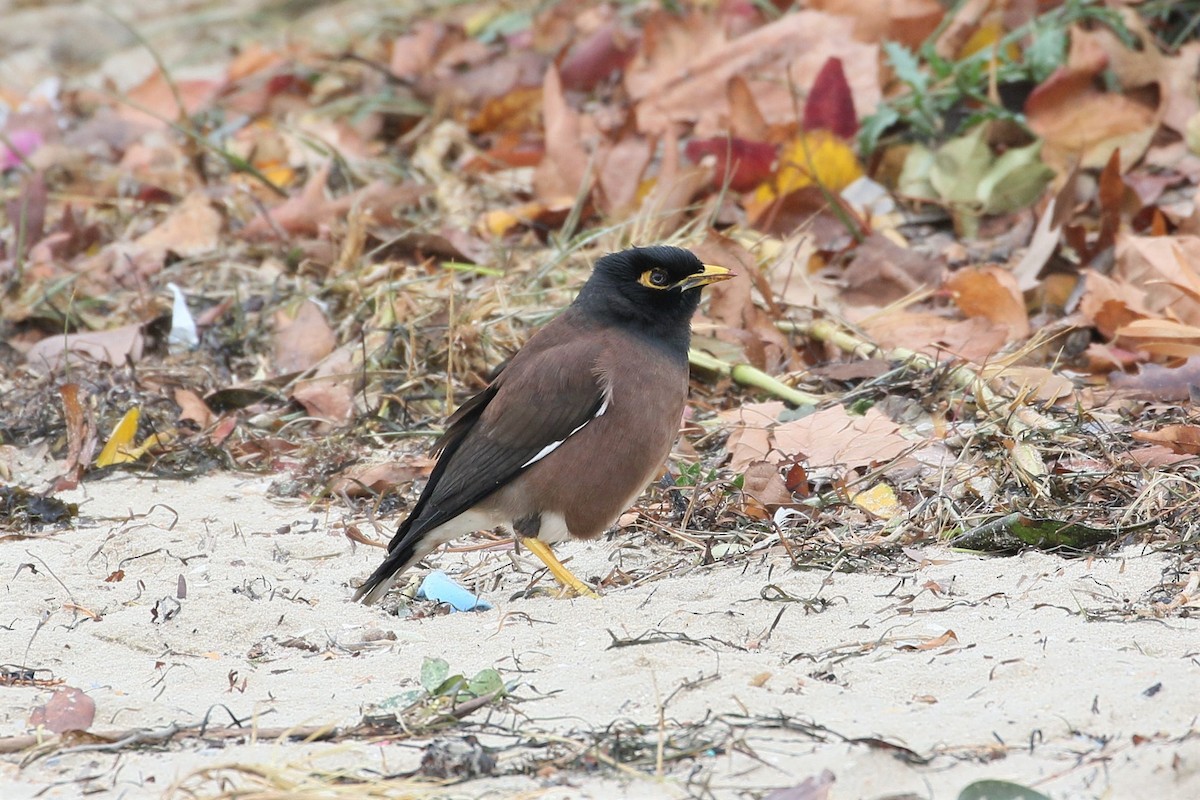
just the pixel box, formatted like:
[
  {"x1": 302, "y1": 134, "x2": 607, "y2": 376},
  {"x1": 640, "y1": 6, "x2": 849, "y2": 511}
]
[
  {"x1": 355, "y1": 317, "x2": 608, "y2": 601},
  {"x1": 384, "y1": 322, "x2": 608, "y2": 556},
  {"x1": 403, "y1": 344, "x2": 605, "y2": 541}
]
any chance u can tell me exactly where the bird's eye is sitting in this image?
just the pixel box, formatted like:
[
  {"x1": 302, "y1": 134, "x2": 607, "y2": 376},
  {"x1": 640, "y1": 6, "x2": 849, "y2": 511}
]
[{"x1": 640, "y1": 268, "x2": 670, "y2": 289}]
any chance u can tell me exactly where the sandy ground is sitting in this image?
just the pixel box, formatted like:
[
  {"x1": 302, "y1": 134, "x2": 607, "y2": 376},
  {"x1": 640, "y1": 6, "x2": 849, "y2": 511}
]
[{"x1": 2, "y1": 465, "x2": 1198, "y2": 800}]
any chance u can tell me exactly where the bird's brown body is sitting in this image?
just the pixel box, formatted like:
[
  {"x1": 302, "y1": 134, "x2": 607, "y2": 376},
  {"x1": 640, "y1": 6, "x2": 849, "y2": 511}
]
[
  {"x1": 355, "y1": 246, "x2": 730, "y2": 604},
  {"x1": 483, "y1": 315, "x2": 688, "y2": 542}
]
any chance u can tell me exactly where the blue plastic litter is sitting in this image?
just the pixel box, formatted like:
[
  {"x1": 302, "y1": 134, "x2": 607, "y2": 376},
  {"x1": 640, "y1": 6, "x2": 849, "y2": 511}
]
[{"x1": 417, "y1": 571, "x2": 493, "y2": 612}]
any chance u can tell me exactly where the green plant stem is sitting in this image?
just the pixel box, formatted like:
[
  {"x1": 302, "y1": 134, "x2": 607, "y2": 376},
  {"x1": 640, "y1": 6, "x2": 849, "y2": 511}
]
[{"x1": 687, "y1": 349, "x2": 818, "y2": 407}]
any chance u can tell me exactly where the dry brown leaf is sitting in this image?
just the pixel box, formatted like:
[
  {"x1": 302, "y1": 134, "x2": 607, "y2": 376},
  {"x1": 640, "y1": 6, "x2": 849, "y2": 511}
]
[
  {"x1": 855, "y1": 311, "x2": 1009, "y2": 363},
  {"x1": 842, "y1": 233, "x2": 942, "y2": 307},
  {"x1": 1078, "y1": 271, "x2": 1150, "y2": 339},
  {"x1": 1025, "y1": 29, "x2": 1159, "y2": 170},
  {"x1": 242, "y1": 164, "x2": 426, "y2": 241},
  {"x1": 468, "y1": 86, "x2": 543, "y2": 135},
  {"x1": 740, "y1": 460, "x2": 794, "y2": 518},
  {"x1": 772, "y1": 405, "x2": 910, "y2": 471},
  {"x1": 533, "y1": 66, "x2": 589, "y2": 204},
  {"x1": 635, "y1": 126, "x2": 709, "y2": 238},
  {"x1": 292, "y1": 346, "x2": 355, "y2": 423},
  {"x1": 1123, "y1": 444, "x2": 1196, "y2": 468},
  {"x1": 1109, "y1": 358, "x2": 1200, "y2": 401},
  {"x1": 389, "y1": 21, "x2": 449, "y2": 80},
  {"x1": 1131, "y1": 425, "x2": 1200, "y2": 455},
  {"x1": 118, "y1": 72, "x2": 221, "y2": 129},
  {"x1": 596, "y1": 135, "x2": 653, "y2": 215},
  {"x1": 1115, "y1": 318, "x2": 1200, "y2": 358},
  {"x1": 25, "y1": 323, "x2": 145, "y2": 373},
  {"x1": 328, "y1": 458, "x2": 435, "y2": 497},
  {"x1": 133, "y1": 191, "x2": 222, "y2": 260},
  {"x1": 1070, "y1": 15, "x2": 1200, "y2": 137},
  {"x1": 905, "y1": 629, "x2": 958, "y2": 651},
  {"x1": 719, "y1": 401, "x2": 785, "y2": 473},
  {"x1": 981, "y1": 365, "x2": 1076, "y2": 404},
  {"x1": 809, "y1": 0, "x2": 943, "y2": 48},
  {"x1": 56, "y1": 383, "x2": 95, "y2": 490},
  {"x1": 274, "y1": 300, "x2": 335, "y2": 375},
  {"x1": 1114, "y1": 235, "x2": 1200, "y2": 325},
  {"x1": 627, "y1": 11, "x2": 880, "y2": 138},
  {"x1": 29, "y1": 686, "x2": 95, "y2": 733},
  {"x1": 695, "y1": 233, "x2": 790, "y2": 371},
  {"x1": 174, "y1": 388, "x2": 214, "y2": 428}
]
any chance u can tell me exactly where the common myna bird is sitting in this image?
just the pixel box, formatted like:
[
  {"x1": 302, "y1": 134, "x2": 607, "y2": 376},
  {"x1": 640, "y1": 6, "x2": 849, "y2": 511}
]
[{"x1": 354, "y1": 246, "x2": 732, "y2": 604}]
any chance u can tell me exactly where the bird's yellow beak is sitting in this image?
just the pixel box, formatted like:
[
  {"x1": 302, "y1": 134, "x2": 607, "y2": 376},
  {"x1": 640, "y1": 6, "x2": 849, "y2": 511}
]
[{"x1": 672, "y1": 264, "x2": 734, "y2": 292}]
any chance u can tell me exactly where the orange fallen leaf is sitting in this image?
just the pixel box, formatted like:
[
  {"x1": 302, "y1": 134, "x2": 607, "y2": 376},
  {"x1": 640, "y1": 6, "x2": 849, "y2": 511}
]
[
  {"x1": 944, "y1": 265, "x2": 1030, "y2": 340},
  {"x1": 1026, "y1": 62, "x2": 1158, "y2": 170},
  {"x1": 908, "y1": 630, "x2": 958, "y2": 651}
]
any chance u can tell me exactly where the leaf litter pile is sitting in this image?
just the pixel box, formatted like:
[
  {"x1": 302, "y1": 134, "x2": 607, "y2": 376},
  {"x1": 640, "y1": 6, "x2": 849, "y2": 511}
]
[{"x1": 2, "y1": 1, "x2": 1200, "y2": 798}]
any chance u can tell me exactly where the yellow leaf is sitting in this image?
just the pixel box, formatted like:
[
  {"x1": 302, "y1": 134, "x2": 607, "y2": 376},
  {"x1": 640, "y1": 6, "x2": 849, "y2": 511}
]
[
  {"x1": 747, "y1": 130, "x2": 863, "y2": 215},
  {"x1": 480, "y1": 201, "x2": 545, "y2": 238},
  {"x1": 125, "y1": 430, "x2": 176, "y2": 460},
  {"x1": 96, "y1": 408, "x2": 141, "y2": 467},
  {"x1": 850, "y1": 482, "x2": 902, "y2": 520},
  {"x1": 468, "y1": 86, "x2": 542, "y2": 135},
  {"x1": 958, "y1": 18, "x2": 1021, "y2": 61},
  {"x1": 257, "y1": 161, "x2": 295, "y2": 188}
]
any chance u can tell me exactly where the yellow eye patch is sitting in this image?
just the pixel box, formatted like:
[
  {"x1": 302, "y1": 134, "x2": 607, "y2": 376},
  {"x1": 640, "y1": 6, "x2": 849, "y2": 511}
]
[{"x1": 638, "y1": 269, "x2": 670, "y2": 289}]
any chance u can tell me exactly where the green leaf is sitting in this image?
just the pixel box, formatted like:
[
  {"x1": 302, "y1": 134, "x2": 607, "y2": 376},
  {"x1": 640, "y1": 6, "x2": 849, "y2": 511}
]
[
  {"x1": 952, "y1": 513, "x2": 1120, "y2": 552},
  {"x1": 858, "y1": 105, "x2": 900, "y2": 156},
  {"x1": 980, "y1": 161, "x2": 1054, "y2": 214},
  {"x1": 958, "y1": 779, "x2": 1051, "y2": 800},
  {"x1": 475, "y1": 10, "x2": 532, "y2": 43},
  {"x1": 930, "y1": 127, "x2": 991, "y2": 205},
  {"x1": 468, "y1": 668, "x2": 505, "y2": 698},
  {"x1": 884, "y1": 42, "x2": 926, "y2": 93},
  {"x1": 1025, "y1": 25, "x2": 1067, "y2": 82},
  {"x1": 376, "y1": 689, "x2": 423, "y2": 709},
  {"x1": 977, "y1": 141, "x2": 1054, "y2": 214},
  {"x1": 420, "y1": 657, "x2": 450, "y2": 694},
  {"x1": 434, "y1": 674, "x2": 468, "y2": 698},
  {"x1": 897, "y1": 143, "x2": 938, "y2": 202}
]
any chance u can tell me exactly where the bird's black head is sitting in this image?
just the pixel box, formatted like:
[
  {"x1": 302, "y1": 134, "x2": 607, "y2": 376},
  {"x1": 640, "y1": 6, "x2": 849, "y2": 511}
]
[{"x1": 574, "y1": 246, "x2": 732, "y2": 344}]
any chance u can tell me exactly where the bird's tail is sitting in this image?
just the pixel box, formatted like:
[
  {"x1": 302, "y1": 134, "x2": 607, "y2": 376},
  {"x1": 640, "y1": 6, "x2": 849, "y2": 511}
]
[{"x1": 352, "y1": 524, "x2": 429, "y2": 605}]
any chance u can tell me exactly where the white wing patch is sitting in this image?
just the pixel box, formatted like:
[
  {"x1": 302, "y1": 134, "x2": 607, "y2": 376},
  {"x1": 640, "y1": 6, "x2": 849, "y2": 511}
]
[{"x1": 520, "y1": 397, "x2": 610, "y2": 469}]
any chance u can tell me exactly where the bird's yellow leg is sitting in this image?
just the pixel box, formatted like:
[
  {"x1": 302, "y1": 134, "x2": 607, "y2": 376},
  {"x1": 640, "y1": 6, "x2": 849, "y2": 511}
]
[{"x1": 521, "y1": 539, "x2": 600, "y2": 598}]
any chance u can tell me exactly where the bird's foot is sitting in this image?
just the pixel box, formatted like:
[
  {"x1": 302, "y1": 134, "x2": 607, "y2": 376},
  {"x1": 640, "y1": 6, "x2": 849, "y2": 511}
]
[{"x1": 521, "y1": 538, "x2": 600, "y2": 599}]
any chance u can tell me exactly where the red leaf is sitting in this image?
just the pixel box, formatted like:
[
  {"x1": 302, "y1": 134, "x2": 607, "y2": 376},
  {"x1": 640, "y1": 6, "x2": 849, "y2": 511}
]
[
  {"x1": 559, "y1": 23, "x2": 639, "y2": 92},
  {"x1": 803, "y1": 57, "x2": 857, "y2": 138},
  {"x1": 684, "y1": 137, "x2": 776, "y2": 192}
]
